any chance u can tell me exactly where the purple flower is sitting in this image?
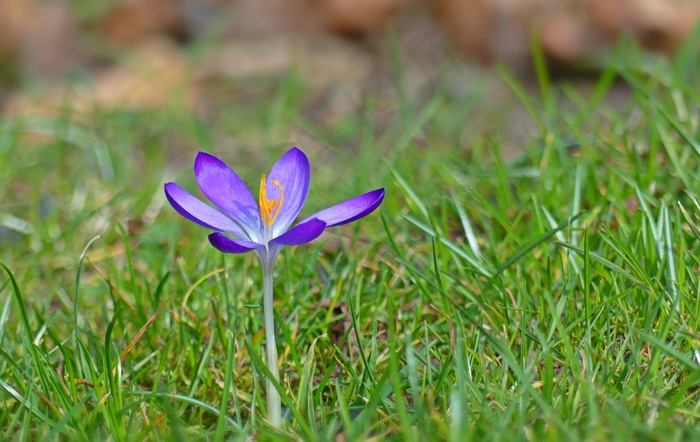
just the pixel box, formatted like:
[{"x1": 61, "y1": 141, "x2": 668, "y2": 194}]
[
  {"x1": 164, "y1": 146, "x2": 383, "y2": 424},
  {"x1": 164, "y1": 147, "x2": 385, "y2": 262}
]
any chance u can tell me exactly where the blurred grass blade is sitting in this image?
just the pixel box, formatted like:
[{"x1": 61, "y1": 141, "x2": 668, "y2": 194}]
[{"x1": 1, "y1": 117, "x2": 115, "y2": 180}]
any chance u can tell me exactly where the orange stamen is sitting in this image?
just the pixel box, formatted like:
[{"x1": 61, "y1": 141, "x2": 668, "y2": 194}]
[{"x1": 259, "y1": 174, "x2": 284, "y2": 227}]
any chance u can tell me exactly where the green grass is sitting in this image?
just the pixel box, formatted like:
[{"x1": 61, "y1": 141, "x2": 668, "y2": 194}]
[{"x1": 3, "y1": 35, "x2": 700, "y2": 440}]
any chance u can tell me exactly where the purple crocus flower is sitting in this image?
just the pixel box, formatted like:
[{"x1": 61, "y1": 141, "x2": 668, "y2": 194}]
[
  {"x1": 164, "y1": 146, "x2": 383, "y2": 425},
  {"x1": 164, "y1": 147, "x2": 384, "y2": 264}
]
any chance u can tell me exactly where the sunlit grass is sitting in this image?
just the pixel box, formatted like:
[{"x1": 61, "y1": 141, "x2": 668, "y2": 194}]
[{"x1": 2, "y1": 35, "x2": 700, "y2": 440}]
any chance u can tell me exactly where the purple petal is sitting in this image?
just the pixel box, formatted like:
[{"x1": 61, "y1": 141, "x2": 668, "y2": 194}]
[
  {"x1": 266, "y1": 147, "x2": 310, "y2": 237},
  {"x1": 164, "y1": 183, "x2": 249, "y2": 238},
  {"x1": 195, "y1": 152, "x2": 261, "y2": 241},
  {"x1": 270, "y1": 218, "x2": 326, "y2": 246},
  {"x1": 208, "y1": 232, "x2": 264, "y2": 254},
  {"x1": 301, "y1": 188, "x2": 385, "y2": 227}
]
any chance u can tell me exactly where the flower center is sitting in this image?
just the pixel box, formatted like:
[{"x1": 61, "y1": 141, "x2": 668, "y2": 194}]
[{"x1": 259, "y1": 174, "x2": 284, "y2": 227}]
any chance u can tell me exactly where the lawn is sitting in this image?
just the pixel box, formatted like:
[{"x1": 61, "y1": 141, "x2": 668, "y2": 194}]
[{"x1": 2, "y1": 35, "x2": 700, "y2": 441}]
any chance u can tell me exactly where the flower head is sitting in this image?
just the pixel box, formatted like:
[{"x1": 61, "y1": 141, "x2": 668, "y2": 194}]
[{"x1": 164, "y1": 147, "x2": 384, "y2": 262}]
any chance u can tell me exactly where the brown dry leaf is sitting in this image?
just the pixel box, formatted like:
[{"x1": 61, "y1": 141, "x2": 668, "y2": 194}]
[
  {"x1": 225, "y1": 0, "x2": 324, "y2": 37},
  {"x1": 441, "y1": 0, "x2": 700, "y2": 65},
  {"x1": 198, "y1": 35, "x2": 374, "y2": 87},
  {"x1": 588, "y1": 0, "x2": 634, "y2": 43},
  {"x1": 197, "y1": 36, "x2": 295, "y2": 81},
  {"x1": 5, "y1": 38, "x2": 193, "y2": 117},
  {"x1": 539, "y1": 8, "x2": 600, "y2": 62},
  {"x1": 311, "y1": 0, "x2": 407, "y2": 34},
  {"x1": 98, "y1": 0, "x2": 185, "y2": 45},
  {"x1": 21, "y1": 1, "x2": 100, "y2": 80},
  {"x1": 0, "y1": 0, "x2": 37, "y2": 56},
  {"x1": 197, "y1": 34, "x2": 376, "y2": 122},
  {"x1": 590, "y1": 0, "x2": 700, "y2": 52},
  {"x1": 225, "y1": 0, "x2": 404, "y2": 38},
  {"x1": 92, "y1": 38, "x2": 192, "y2": 109},
  {"x1": 437, "y1": 0, "x2": 494, "y2": 62}
]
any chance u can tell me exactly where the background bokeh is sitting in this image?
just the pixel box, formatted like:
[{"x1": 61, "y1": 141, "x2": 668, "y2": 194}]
[{"x1": 2, "y1": 0, "x2": 699, "y2": 121}]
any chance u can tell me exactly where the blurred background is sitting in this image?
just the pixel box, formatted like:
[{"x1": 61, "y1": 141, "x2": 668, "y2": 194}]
[{"x1": 2, "y1": 0, "x2": 699, "y2": 128}]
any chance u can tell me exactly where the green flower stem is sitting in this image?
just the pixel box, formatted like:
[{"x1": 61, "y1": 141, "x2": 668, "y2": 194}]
[{"x1": 261, "y1": 258, "x2": 281, "y2": 426}]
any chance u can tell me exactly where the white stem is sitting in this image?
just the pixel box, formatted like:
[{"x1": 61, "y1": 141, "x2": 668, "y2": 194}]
[{"x1": 261, "y1": 255, "x2": 281, "y2": 426}]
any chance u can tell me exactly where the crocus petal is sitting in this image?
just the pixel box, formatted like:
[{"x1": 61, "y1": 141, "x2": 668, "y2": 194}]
[
  {"x1": 195, "y1": 152, "x2": 262, "y2": 241},
  {"x1": 301, "y1": 188, "x2": 385, "y2": 227},
  {"x1": 270, "y1": 218, "x2": 326, "y2": 246},
  {"x1": 208, "y1": 232, "x2": 264, "y2": 254},
  {"x1": 165, "y1": 182, "x2": 249, "y2": 238},
  {"x1": 266, "y1": 147, "x2": 310, "y2": 237}
]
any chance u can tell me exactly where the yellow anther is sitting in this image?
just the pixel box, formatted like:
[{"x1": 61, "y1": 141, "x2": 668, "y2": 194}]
[{"x1": 259, "y1": 174, "x2": 284, "y2": 227}]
